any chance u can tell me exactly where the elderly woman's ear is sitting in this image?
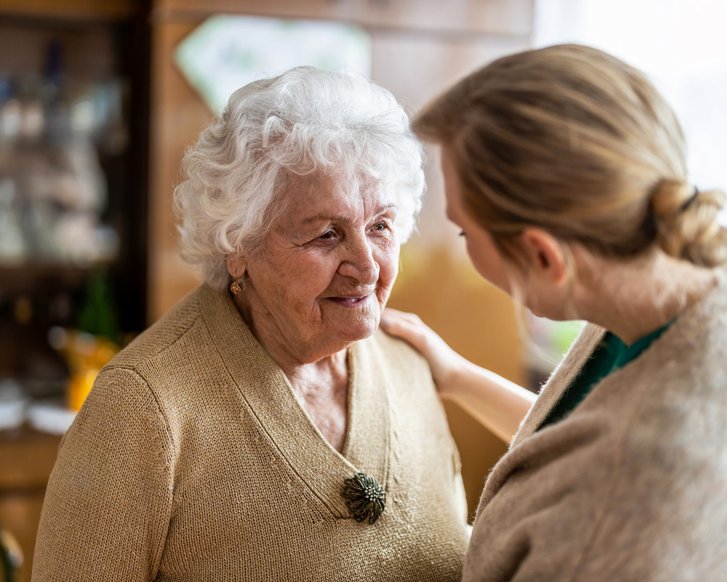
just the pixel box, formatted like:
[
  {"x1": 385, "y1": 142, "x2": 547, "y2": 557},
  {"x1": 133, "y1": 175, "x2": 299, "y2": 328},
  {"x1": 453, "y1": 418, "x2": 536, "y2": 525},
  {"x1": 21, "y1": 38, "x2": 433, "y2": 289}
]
[{"x1": 226, "y1": 255, "x2": 246, "y2": 283}]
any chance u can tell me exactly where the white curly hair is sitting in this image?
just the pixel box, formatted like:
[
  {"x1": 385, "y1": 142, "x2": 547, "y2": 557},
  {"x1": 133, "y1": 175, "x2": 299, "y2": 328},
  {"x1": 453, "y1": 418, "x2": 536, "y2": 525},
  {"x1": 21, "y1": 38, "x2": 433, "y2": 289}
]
[{"x1": 173, "y1": 66, "x2": 425, "y2": 290}]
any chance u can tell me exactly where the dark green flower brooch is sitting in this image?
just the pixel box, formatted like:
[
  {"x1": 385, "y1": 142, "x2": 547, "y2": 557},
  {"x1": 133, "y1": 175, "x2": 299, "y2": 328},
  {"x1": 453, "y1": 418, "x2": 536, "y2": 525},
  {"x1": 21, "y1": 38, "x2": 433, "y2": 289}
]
[{"x1": 342, "y1": 472, "x2": 386, "y2": 524}]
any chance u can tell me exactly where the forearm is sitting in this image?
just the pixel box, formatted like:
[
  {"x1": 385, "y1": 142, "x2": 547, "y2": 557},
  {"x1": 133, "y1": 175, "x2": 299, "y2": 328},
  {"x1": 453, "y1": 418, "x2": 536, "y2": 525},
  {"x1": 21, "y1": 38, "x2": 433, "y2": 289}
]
[
  {"x1": 440, "y1": 358, "x2": 535, "y2": 443},
  {"x1": 378, "y1": 309, "x2": 536, "y2": 442}
]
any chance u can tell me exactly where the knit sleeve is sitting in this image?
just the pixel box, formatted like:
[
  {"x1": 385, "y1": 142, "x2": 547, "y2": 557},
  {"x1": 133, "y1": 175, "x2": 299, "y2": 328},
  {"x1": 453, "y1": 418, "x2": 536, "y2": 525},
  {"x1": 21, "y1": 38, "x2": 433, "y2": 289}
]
[{"x1": 32, "y1": 367, "x2": 174, "y2": 582}]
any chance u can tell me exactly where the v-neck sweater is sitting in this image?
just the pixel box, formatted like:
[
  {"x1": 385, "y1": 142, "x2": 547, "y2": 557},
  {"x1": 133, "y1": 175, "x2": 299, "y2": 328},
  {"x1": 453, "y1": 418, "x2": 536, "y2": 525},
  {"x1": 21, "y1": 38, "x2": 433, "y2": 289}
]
[{"x1": 33, "y1": 285, "x2": 469, "y2": 581}]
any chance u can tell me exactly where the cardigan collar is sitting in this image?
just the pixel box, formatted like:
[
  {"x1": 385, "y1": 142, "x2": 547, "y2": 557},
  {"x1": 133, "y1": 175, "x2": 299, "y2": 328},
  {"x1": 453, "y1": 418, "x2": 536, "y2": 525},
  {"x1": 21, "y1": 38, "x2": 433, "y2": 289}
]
[
  {"x1": 512, "y1": 324, "x2": 604, "y2": 448},
  {"x1": 197, "y1": 284, "x2": 391, "y2": 519},
  {"x1": 512, "y1": 266, "x2": 727, "y2": 448}
]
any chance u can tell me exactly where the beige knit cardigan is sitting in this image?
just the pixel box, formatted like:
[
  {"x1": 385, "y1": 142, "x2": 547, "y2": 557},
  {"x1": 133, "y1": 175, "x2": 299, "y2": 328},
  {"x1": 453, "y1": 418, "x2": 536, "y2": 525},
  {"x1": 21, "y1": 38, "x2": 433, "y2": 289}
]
[
  {"x1": 464, "y1": 269, "x2": 727, "y2": 581},
  {"x1": 33, "y1": 285, "x2": 469, "y2": 581}
]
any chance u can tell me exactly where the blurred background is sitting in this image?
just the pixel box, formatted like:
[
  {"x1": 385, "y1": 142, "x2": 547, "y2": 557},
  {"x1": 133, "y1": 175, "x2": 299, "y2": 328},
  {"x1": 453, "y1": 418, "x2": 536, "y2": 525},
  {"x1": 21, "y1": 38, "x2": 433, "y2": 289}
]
[{"x1": 1, "y1": 1, "x2": 725, "y2": 579}]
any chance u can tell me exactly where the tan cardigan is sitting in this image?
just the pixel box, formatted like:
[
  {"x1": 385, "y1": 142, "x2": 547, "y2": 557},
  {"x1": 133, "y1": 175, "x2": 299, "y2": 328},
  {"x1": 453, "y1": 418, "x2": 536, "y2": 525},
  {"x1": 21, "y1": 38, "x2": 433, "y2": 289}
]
[
  {"x1": 33, "y1": 285, "x2": 469, "y2": 581},
  {"x1": 464, "y1": 269, "x2": 727, "y2": 581}
]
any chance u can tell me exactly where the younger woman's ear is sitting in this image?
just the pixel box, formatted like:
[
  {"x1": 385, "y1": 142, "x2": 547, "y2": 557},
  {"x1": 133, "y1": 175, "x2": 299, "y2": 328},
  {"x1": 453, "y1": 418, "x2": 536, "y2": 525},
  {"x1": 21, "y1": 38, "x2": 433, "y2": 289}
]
[
  {"x1": 226, "y1": 255, "x2": 246, "y2": 280},
  {"x1": 518, "y1": 228, "x2": 568, "y2": 286}
]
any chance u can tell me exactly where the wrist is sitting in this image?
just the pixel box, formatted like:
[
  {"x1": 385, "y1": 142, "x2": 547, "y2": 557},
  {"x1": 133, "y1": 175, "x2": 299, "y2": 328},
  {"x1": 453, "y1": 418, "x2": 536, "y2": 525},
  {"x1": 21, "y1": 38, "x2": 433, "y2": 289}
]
[{"x1": 434, "y1": 351, "x2": 468, "y2": 395}]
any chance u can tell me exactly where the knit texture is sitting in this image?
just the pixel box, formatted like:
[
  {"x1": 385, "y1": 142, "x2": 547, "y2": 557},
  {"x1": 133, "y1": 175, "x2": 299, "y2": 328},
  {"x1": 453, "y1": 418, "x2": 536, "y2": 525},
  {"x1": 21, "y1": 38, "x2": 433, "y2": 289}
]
[
  {"x1": 33, "y1": 285, "x2": 468, "y2": 581},
  {"x1": 464, "y1": 269, "x2": 727, "y2": 581}
]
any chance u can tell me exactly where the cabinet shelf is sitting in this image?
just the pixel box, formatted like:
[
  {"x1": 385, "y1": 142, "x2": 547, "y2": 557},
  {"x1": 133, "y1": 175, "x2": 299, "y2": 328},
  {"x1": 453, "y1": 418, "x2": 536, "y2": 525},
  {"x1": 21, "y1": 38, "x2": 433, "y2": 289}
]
[
  {"x1": 0, "y1": 261, "x2": 111, "y2": 296},
  {"x1": 0, "y1": 0, "x2": 139, "y2": 22}
]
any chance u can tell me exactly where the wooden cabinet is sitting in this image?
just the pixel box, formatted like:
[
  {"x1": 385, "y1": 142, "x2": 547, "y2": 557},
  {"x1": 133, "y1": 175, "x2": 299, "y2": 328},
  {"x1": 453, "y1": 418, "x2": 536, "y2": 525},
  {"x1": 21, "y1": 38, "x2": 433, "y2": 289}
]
[
  {"x1": 0, "y1": 1, "x2": 149, "y2": 577},
  {"x1": 0, "y1": 0, "x2": 150, "y2": 334}
]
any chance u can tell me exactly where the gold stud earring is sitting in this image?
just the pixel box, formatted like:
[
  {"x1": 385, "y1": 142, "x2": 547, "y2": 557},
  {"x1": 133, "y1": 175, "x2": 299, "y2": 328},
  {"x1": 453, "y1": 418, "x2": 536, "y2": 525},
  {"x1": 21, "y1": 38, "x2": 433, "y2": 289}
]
[{"x1": 229, "y1": 279, "x2": 242, "y2": 295}]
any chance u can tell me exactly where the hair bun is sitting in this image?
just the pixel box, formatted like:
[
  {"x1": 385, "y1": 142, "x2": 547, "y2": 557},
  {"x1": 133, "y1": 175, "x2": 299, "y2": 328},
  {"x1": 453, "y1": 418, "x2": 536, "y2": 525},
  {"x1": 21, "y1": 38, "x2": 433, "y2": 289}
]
[{"x1": 650, "y1": 179, "x2": 727, "y2": 266}]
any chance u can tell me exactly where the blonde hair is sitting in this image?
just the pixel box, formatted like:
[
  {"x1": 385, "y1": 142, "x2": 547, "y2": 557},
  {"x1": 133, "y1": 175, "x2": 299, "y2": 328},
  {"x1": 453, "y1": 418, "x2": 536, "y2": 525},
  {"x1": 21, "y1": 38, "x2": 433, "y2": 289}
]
[
  {"x1": 174, "y1": 66, "x2": 424, "y2": 289},
  {"x1": 413, "y1": 44, "x2": 727, "y2": 268}
]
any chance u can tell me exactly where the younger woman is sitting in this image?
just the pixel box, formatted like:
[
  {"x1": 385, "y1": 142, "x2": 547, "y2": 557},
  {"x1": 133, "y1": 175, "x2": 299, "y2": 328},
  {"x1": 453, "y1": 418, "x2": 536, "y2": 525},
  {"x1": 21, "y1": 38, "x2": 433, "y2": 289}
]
[{"x1": 384, "y1": 44, "x2": 727, "y2": 580}]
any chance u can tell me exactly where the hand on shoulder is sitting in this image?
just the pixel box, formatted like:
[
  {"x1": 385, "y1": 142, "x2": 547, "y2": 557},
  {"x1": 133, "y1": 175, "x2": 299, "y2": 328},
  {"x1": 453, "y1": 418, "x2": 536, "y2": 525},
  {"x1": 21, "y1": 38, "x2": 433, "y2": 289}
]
[{"x1": 380, "y1": 308, "x2": 466, "y2": 392}]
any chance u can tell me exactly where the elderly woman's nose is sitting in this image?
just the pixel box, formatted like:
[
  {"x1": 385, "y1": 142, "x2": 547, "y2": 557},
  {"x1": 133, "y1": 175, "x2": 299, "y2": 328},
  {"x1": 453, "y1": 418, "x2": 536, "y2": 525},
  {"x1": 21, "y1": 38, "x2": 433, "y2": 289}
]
[{"x1": 338, "y1": 236, "x2": 380, "y2": 283}]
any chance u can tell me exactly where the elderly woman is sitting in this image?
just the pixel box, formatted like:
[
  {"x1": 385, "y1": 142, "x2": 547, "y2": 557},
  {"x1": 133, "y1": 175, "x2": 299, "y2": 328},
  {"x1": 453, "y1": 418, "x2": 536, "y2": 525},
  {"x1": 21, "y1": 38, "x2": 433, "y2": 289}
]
[{"x1": 33, "y1": 67, "x2": 468, "y2": 581}]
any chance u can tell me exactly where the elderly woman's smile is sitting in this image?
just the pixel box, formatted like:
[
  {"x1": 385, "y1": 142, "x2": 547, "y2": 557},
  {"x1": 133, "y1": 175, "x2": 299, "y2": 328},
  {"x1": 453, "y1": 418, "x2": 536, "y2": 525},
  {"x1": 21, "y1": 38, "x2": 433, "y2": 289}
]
[
  {"x1": 231, "y1": 171, "x2": 400, "y2": 364},
  {"x1": 326, "y1": 295, "x2": 370, "y2": 306}
]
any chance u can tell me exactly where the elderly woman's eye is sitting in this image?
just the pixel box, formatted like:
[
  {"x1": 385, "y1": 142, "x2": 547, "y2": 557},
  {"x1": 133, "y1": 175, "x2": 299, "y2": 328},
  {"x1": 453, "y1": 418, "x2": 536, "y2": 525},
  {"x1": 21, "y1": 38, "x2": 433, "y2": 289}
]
[
  {"x1": 372, "y1": 221, "x2": 390, "y2": 232},
  {"x1": 318, "y1": 230, "x2": 336, "y2": 240}
]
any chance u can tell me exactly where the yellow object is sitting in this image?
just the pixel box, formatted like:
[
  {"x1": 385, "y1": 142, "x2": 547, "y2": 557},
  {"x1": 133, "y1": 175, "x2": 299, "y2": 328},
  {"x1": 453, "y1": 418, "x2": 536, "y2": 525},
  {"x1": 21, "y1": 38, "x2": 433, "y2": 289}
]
[
  {"x1": 50, "y1": 328, "x2": 119, "y2": 412},
  {"x1": 1, "y1": 526, "x2": 23, "y2": 580},
  {"x1": 67, "y1": 368, "x2": 100, "y2": 412}
]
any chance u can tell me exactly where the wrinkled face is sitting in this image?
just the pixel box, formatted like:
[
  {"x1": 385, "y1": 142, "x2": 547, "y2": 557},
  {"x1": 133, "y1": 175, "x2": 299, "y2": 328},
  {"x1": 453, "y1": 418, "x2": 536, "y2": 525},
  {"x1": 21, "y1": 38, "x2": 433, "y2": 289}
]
[
  {"x1": 441, "y1": 146, "x2": 512, "y2": 294},
  {"x1": 242, "y1": 172, "x2": 400, "y2": 362}
]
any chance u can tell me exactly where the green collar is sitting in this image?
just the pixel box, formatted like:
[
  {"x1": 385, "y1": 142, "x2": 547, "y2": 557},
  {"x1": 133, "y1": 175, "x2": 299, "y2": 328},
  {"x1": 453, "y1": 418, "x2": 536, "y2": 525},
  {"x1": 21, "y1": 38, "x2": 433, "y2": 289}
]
[
  {"x1": 611, "y1": 321, "x2": 672, "y2": 371},
  {"x1": 538, "y1": 320, "x2": 673, "y2": 430}
]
